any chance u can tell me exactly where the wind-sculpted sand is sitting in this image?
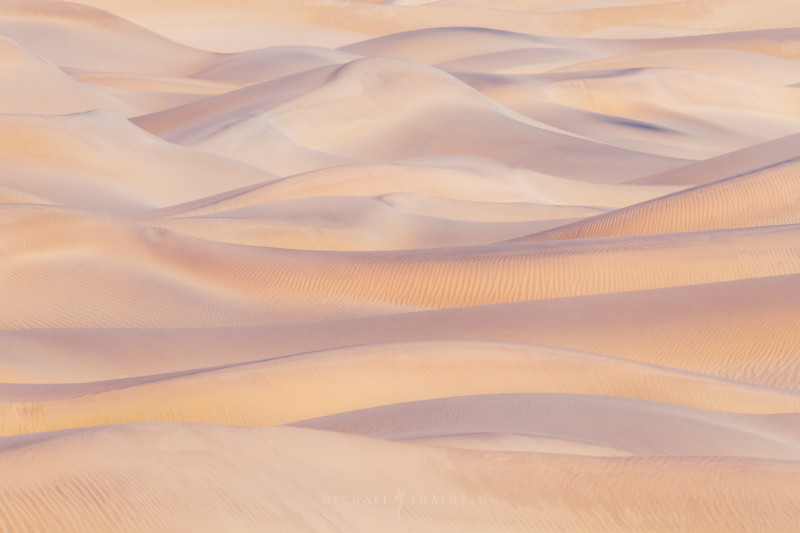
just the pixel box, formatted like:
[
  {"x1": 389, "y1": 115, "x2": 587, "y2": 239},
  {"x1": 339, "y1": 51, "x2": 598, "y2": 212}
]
[{"x1": 2, "y1": 1, "x2": 800, "y2": 531}]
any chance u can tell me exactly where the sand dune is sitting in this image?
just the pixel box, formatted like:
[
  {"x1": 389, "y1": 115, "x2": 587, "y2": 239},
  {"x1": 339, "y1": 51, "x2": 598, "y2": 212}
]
[
  {"x1": 543, "y1": 67, "x2": 800, "y2": 122},
  {"x1": 3, "y1": 423, "x2": 800, "y2": 532},
  {"x1": 4, "y1": 0, "x2": 800, "y2": 530},
  {"x1": 459, "y1": 75, "x2": 728, "y2": 160},
  {"x1": 142, "y1": 196, "x2": 573, "y2": 251},
  {"x1": 376, "y1": 192, "x2": 608, "y2": 222},
  {"x1": 230, "y1": 57, "x2": 690, "y2": 180},
  {"x1": 5, "y1": 339, "x2": 800, "y2": 436},
  {"x1": 550, "y1": 48, "x2": 800, "y2": 86},
  {"x1": 0, "y1": 111, "x2": 275, "y2": 214},
  {"x1": 584, "y1": 27, "x2": 800, "y2": 59},
  {"x1": 436, "y1": 46, "x2": 598, "y2": 75},
  {"x1": 65, "y1": 0, "x2": 800, "y2": 38},
  {"x1": 131, "y1": 63, "x2": 343, "y2": 143},
  {"x1": 294, "y1": 393, "x2": 800, "y2": 459},
  {"x1": 0, "y1": 185, "x2": 52, "y2": 206},
  {"x1": 460, "y1": 71, "x2": 800, "y2": 161},
  {"x1": 0, "y1": 1, "x2": 211, "y2": 75},
  {"x1": 519, "y1": 157, "x2": 800, "y2": 241},
  {"x1": 0, "y1": 35, "x2": 132, "y2": 115},
  {"x1": 633, "y1": 131, "x2": 800, "y2": 185},
  {"x1": 134, "y1": 56, "x2": 689, "y2": 180},
  {"x1": 517, "y1": 68, "x2": 800, "y2": 161},
  {"x1": 7, "y1": 272, "x2": 794, "y2": 386},
  {"x1": 145, "y1": 160, "x2": 679, "y2": 220},
  {"x1": 340, "y1": 27, "x2": 557, "y2": 65},
  {"x1": 194, "y1": 46, "x2": 361, "y2": 85},
  {"x1": 5, "y1": 203, "x2": 800, "y2": 329},
  {"x1": 69, "y1": 72, "x2": 239, "y2": 115}
]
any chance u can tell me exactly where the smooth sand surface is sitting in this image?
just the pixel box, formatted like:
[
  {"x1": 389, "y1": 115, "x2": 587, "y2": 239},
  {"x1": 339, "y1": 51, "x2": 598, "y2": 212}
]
[
  {"x1": 4, "y1": 423, "x2": 800, "y2": 532},
  {"x1": 2, "y1": 0, "x2": 800, "y2": 531}
]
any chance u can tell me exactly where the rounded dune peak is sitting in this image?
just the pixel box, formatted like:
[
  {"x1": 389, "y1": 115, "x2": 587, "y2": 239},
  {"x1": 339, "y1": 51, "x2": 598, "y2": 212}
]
[
  {"x1": 266, "y1": 55, "x2": 507, "y2": 142},
  {"x1": 339, "y1": 26, "x2": 549, "y2": 64},
  {"x1": 0, "y1": 35, "x2": 132, "y2": 115},
  {"x1": 193, "y1": 45, "x2": 361, "y2": 85},
  {"x1": 257, "y1": 56, "x2": 688, "y2": 180},
  {"x1": 0, "y1": 0, "x2": 212, "y2": 75}
]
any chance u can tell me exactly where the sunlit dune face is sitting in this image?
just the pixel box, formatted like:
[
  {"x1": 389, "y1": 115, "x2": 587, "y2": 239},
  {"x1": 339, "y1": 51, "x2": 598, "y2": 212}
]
[{"x1": 2, "y1": 0, "x2": 800, "y2": 531}]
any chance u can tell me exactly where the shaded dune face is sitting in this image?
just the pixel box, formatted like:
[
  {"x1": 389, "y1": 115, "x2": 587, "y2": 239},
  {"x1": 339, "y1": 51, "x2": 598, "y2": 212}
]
[{"x1": 2, "y1": 1, "x2": 800, "y2": 532}]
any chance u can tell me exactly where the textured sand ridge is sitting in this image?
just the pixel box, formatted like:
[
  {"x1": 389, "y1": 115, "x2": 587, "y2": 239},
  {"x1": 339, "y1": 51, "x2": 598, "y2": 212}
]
[{"x1": 2, "y1": 0, "x2": 800, "y2": 531}]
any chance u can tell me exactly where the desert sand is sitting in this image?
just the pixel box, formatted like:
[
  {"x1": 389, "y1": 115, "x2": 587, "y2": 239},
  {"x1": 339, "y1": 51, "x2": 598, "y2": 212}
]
[{"x1": 2, "y1": 0, "x2": 800, "y2": 531}]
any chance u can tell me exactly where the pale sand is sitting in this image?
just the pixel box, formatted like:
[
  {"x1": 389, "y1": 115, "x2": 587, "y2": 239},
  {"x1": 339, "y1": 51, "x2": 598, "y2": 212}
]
[
  {"x1": 517, "y1": 158, "x2": 800, "y2": 241},
  {"x1": 2, "y1": 0, "x2": 800, "y2": 531},
  {"x1": 5, "y1": 342, "x2": 800, "y2": 437}
]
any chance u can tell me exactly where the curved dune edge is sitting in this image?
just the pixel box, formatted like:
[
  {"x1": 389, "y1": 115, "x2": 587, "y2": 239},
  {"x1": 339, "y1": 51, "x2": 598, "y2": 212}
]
[
  {"x1": 0, "y1": 0, "x2": 213, "y2": 76},
  {"x1": 548, "y1": 48, "x2": 800, "y2": 85},
  {"x1": 0, "y1": 35, "x2": 133, "y2": 115},
  {"x1": 0, "y1": 185, "x2": 52, "y2": 205},
  {"x1": 375, "y1": 193, "x2": 609, "y2": 222},
  {"x1": 631, "y1": 132, "x2": 800, "y2": 185},
  {"x1": 2, "y1": 422, "x2": 800, "y2": 533},
  {"x1": 543, "y1": 68, "x2": 800, "y2": 123},
  {"x1": 191, "y1": 46, "x2": 361, "y2": 85},
  {"x1": 131, "y1": 55, "x2": 689, "y2": 181},
  {"x1": 140, "y1": 199, "x2": 572, "y2": 251},
  {"x1": 4, "y1": 341, "x2": 800, "y2": 437},
  {"x1": 5, "y1": 205, "x2": 800, "y2": 328},
  {"x1": 0, "y1": 112, "x2": 276, "y2": 215},
  {"x1": 457, "y1": 68, "x2": 800, "y2": 161},
  {"x1": 518, "y1": 158, "x2": 800, "y2": 242},
  {"x1": 3, "y1": 274, "x2": 799, "y2": 390},
  {"x1": 143, "y1": 161, "x2": 680, "y2": 220},
  {"x1": 404, "y1": 434, "x2": 636, "y2": 456},
  {"x1": 291, "y1": 393, "x2": 800, "y2": 459}
]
